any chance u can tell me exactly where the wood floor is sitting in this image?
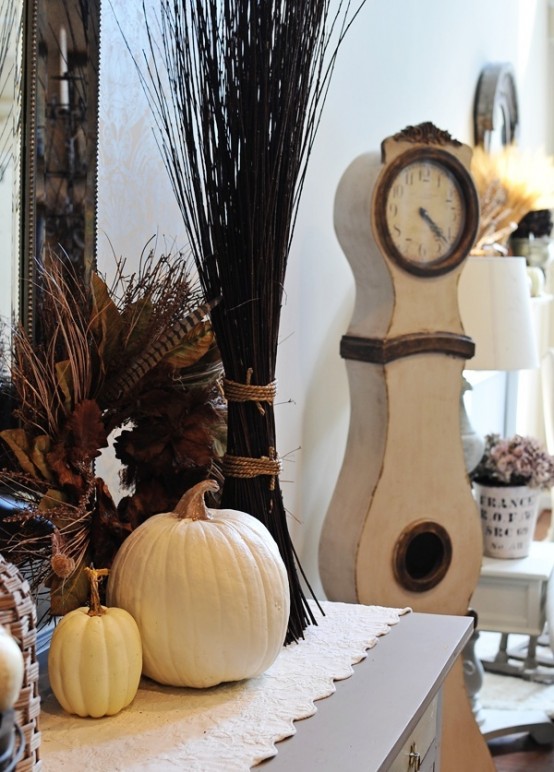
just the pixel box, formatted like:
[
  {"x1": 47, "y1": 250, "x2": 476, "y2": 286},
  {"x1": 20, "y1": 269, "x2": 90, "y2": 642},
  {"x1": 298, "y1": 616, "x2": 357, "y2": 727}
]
[{"x1": 489, "y1": 733, "x2": 554, "y2": 771}]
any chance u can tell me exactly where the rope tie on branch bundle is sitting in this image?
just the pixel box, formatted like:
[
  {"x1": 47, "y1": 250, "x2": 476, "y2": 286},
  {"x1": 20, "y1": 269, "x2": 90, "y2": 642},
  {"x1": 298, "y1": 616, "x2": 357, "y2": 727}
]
[
  {"x1": 222, "y1": 448, "x2": 282, "y2": 491},
  {"x1": 223, "y1": 369, "x2": 281, "y2": 490},
  {"x1": 222, "y1": 367, "x2": 277, "y2": 415}
]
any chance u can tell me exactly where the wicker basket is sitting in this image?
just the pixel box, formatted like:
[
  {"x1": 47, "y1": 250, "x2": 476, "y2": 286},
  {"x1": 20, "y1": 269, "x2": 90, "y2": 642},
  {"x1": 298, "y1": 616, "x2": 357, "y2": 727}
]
[{"x1": 0, "y1": 556, "x2": 41, "y2": 771}]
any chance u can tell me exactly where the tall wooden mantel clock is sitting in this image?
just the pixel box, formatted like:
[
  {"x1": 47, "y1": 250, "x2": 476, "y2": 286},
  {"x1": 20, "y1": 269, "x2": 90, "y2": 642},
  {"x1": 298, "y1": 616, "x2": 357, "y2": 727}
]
[{"x1": 319, "y1": 123, "x2": 494, "y2": 771}]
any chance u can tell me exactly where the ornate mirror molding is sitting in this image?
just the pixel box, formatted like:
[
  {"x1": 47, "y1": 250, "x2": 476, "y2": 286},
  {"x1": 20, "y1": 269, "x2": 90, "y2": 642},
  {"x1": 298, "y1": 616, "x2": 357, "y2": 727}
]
[
  {"x1": 473, "y1": 62, "x2": 519, "y2": 152},
  {"x1": 0, "y1": 1, "x2": 22, "y2": 341},
  {"x1": 21, "y1": 0, "x2": 101, "y2": 340}
]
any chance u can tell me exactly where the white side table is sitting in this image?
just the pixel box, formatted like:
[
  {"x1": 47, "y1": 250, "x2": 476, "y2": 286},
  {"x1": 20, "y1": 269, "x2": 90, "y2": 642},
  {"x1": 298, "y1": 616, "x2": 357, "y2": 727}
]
[
  {"x1": 469, "y1": 540, "x2": 554, "y2": 743},
  {"x1": 472, "y1": 540, "x2": 554, "y2": 639}
]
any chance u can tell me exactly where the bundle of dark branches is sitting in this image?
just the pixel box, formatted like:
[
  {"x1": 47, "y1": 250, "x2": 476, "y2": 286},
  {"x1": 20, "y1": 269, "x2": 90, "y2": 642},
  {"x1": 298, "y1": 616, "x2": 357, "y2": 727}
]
[{"x1": 141, "y1": 0, "x2": 367, "y2": 641}]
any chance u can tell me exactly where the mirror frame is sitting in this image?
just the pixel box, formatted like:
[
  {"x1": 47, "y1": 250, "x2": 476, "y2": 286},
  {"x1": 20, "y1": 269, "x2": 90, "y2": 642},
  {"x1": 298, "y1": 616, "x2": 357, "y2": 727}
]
[
  {"x1": 473, "y1": 62, "x2": 519, "y2": 151},
  {"x1": 20, "y1": 0, "x2": 100, "y2": 340},
  {"x1": 20, "y1": 0, "x2": 37, "y2": 335}
]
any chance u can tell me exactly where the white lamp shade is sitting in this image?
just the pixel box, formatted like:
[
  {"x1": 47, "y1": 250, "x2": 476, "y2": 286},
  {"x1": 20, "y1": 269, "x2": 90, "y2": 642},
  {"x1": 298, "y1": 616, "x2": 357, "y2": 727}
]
[{"x1": 458, "y1": 256, "x2": 539, "y2": 371}]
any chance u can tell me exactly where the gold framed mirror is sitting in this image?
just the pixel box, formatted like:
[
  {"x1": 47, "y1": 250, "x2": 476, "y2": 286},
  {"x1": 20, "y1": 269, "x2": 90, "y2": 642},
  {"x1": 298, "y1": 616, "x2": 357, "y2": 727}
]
[{"x1": 20, "y1": 0, "x2": 100, "y2": 341}]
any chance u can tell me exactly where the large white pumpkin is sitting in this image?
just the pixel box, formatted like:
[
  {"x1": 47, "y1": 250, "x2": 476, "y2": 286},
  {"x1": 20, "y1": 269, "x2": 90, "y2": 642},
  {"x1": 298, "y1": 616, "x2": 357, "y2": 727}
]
[{"x1": 107, "y1": 479, "x2": 290, "y2": 688}]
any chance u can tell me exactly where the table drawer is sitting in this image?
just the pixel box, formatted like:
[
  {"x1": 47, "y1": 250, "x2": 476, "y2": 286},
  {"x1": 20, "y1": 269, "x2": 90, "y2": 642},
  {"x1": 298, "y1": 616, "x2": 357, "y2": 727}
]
[
  {"x1": 388, "y1": 694, "x2": 440, "y2": 771},
  {"x1": 472, "y1": 576, "x2": 547, "y2": 635}
]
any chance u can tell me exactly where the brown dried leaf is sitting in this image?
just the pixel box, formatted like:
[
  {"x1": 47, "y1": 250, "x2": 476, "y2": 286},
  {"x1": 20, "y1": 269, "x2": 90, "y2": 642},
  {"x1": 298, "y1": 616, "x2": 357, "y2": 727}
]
[
  {"x1": 47, "y1": 442, "x2": 87, "y2": 492},
  {"x1": 115, "y1": 428, "x2": 169, "y2": 465},
  {"x1": 118, "y1": 479, "x2": 175, "y2": 529},
  {"x1": 89, "y1": 477, "x2": 129, "y2": 568},
  {"x1": 49, "y1": 559, "x2": 90, "y2": 616},
  {"x1": 55, "y1": 360, "x2": 74, "y2": 413},
  {"x1": 30, "y1": 435, "x2": 54, "y2": 482},
  {"x1": 38, "y1": 488, "x2": 67, "y2": 511},
  {"x1": 0, "y1": 429, "x2": 39, "y2": 477},
  {"x1": 172, "y1": 417, "x2": 219, "y2": 468},
  {"x1": 90, "y1": 272, "x2": 123, "y2": 365},
  {"x1": 68, "y1": 399, "x2": 108, "y2": 464}
]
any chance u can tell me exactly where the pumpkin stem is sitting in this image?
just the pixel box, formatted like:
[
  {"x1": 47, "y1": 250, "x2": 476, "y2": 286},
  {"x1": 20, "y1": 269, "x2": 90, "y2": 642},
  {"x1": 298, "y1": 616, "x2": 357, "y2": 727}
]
[
  {"x1": 174, "y1": 479, "x2": 220, "y2": 520},
  {"x1": 84, "y1": 566, "x2": 110, "y2": 616}
]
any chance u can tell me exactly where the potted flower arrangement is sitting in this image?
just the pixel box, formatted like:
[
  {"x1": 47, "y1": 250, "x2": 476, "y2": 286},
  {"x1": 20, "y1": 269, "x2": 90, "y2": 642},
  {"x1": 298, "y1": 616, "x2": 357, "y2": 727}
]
[{"x1": 471, "y1": 433, "x2": 554, "y2": 558}]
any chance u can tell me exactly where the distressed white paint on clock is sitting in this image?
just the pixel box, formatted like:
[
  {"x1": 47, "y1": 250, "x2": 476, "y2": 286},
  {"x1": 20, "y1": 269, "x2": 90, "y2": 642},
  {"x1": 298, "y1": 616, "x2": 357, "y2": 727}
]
[{"x1": 318, "y1": 125, "x2": 494, "y2": 772}]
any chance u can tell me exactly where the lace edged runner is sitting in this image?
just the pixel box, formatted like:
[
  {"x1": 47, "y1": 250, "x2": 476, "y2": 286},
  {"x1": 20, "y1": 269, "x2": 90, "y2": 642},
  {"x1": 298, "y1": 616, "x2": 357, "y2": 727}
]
[{"x1": 40, "y1": 601, "x2": 411, "y2": 771}]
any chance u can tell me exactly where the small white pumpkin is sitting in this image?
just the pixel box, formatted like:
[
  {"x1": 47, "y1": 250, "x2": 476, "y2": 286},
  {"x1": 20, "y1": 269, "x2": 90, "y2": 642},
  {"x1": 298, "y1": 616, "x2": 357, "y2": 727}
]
[
  {"x1": 48, "y1": 567, "x2": 142, "y2": 718},
  {"x1": 107, "y1": 479, "x2": 290, "y2": 688},
  {"x1": 0, "y1": 624, "x2": 24, "y2": 712}
]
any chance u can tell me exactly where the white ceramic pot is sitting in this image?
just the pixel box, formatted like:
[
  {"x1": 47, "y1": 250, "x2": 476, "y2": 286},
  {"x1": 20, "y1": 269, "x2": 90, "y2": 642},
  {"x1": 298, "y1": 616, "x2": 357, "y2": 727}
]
[{"x1": 474, "y1": 483, "x2": 539, "y2": 559}]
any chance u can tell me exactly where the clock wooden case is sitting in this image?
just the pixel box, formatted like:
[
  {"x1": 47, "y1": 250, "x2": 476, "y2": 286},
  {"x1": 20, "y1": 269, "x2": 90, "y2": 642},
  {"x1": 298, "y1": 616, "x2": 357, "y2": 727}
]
[
  {"x1": 318, "y1": 123, "x2": 493, "y2": 771},
  {"x1": 319, "y1": 122, "x2": 482, "y2": 614}
]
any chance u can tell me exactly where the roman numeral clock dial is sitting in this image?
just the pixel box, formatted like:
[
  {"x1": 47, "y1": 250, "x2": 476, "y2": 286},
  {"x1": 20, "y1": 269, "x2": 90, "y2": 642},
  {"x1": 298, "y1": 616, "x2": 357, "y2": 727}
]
[
  {"x1": 319, "y1": 123, "x2": 494, "y2": 771},
  {"x1": 386, "y1": 161, "x2": 465, "y2": 264}
]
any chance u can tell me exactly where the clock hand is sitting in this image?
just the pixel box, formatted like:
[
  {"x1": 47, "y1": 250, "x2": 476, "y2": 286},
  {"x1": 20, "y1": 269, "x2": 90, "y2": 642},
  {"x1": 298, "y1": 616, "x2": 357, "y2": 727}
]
[{"x1": 418, "y1": 207, "x2": 448, "y2": 243}]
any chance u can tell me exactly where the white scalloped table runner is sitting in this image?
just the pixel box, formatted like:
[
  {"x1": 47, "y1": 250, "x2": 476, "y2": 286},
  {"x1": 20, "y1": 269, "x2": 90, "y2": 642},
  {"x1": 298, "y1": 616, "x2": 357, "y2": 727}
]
[{"x1": 40, "y1": 601, "x2": 411, "y2": 771}]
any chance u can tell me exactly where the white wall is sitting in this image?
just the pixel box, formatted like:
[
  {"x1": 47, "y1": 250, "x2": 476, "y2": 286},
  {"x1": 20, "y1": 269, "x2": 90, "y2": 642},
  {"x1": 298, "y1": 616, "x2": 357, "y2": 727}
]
[{"x1": 98, "y1": 0, "x2": 551, "y2": 598}]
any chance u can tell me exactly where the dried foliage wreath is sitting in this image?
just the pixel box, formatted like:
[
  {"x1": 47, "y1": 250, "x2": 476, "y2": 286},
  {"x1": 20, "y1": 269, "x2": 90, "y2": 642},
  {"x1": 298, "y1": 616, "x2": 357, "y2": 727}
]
[{"x1": 0, "y1": 249, "x2": 225, "y2": 619}]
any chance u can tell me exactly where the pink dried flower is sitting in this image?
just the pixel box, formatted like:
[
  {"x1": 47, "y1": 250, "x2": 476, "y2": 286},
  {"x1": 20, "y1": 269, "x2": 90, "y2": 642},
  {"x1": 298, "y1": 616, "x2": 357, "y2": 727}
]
[{"x1": 472, "y1": 433, "x2": 554, "y2": 489}]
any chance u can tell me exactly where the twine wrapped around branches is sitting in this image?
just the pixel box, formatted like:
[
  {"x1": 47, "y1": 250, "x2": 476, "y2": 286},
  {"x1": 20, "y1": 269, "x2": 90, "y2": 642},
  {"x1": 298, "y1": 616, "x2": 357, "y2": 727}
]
[
  {"x1": 222, "y1": 370, "x2": 277, "y2": 416},
  {"x1": 140, "y1": 0, "x2": 367, "y2": 641},
  {"x1": 223, "y1": 370, "x2": 281, "y2": 489}
]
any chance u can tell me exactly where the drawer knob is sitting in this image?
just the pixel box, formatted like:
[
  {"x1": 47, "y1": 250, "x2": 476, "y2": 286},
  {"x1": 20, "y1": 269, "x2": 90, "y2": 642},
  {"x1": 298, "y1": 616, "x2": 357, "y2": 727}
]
[{"x1": 408, "y1": 743, "x2": 422, "y2": 770}]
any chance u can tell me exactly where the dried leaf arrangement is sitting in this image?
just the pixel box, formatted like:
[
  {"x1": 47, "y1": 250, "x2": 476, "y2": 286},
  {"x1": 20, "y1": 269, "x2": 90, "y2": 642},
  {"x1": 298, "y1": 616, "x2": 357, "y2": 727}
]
[
  {"x1": 138, "y1": 0, "x2": 368, "y2": 643},
  {"x1": 0, "y1": 249, "x2": 225, "y2": 620},
  {"x1": 470, "y1": 145, "x2": 554, "y2": 255}
]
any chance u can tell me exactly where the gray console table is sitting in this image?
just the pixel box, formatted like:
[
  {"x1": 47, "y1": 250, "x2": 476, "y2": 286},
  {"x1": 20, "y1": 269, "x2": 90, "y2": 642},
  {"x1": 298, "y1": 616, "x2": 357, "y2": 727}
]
[
  {"x1": 261, "y1": 612, "x2": 472, "y2": 771},
  {"x1": 40, "y1": 611, "x2": 472, "y2": 771}
]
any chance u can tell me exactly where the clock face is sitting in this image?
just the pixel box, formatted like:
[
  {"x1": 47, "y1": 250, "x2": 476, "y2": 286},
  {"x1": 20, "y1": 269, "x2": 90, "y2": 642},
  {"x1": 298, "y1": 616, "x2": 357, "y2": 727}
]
[
  {"x1": 385, "y1": 160, "x2": 465, "y2": 264},
  {"x1": 373, "y1": 147, "x2": 479, "y2": 277}
]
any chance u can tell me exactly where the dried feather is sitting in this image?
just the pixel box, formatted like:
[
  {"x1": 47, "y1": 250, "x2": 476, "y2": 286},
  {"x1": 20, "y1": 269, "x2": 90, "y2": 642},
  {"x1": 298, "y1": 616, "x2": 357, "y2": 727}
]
[
  {"x1": 102, "y1": 301, "x2": 215, "y2": 403},
  {"x1": 164, "y1": 323, "x2": 215, "y2": 369}
]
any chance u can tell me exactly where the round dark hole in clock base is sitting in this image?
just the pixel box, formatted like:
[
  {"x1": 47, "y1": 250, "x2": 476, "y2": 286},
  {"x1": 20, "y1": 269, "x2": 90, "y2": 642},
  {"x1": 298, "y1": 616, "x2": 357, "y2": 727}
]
[{"x1": 393, "y1": 521, "x2": 453, "y2": 592}]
